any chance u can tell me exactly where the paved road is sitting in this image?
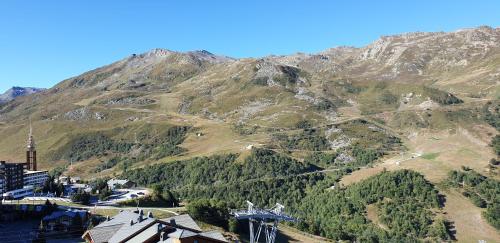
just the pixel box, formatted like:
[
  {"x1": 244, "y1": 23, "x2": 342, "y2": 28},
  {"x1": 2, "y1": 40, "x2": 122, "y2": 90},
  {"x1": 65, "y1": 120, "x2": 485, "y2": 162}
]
[
  {"x1": 3, "y1": 198, "x2": 182, "y2": 216},
  {"x1": 71, "y1": 205, "x2": 181, "y2": 216}
]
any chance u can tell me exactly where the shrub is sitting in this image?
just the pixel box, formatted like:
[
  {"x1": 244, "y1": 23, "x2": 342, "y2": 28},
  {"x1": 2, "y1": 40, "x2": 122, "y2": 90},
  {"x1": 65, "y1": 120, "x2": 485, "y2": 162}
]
[
  {"x1": 484, "y1": 203, "x2": 500, "y2": 229},
  {"x1": 379, "y1": 90, "x2": 398, "y2": 105},
  {"x1": 423, "y1": 86, "x2": 463, "y2": 105},
  {"x1": 314, "y1": 98, "x2": 336, "y2": 111},
  {"x1": 251, "y1": 77, "x2": 269, "y2": 86},
  {"x1": 187, "y1": 199, "x2": 232, "y2": 228},
  {"x1": 71, "y1": 189, "x2": 91, "y2": 205},
  {"x1": 295, "y1": 120, "x2": 312, "y2": 129},
  {"x1": 491, "y1": 135, "x2": 500, "y2": 156},
  {"x1": 469, "y1": 193, "x2": 487, "y2": 208}
]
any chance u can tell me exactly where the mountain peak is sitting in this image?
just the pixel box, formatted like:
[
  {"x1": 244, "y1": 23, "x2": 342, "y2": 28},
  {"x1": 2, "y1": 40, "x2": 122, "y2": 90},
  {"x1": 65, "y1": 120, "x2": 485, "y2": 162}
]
[
  {"x1": 193, "y1": 49, "x2": 214, "y2": 55},
  {"x1": 0, "y1": 86, "x2": 45, "y2": 103},
  {"x1": 187, "y1": 49, "x2": 235, "y2": 63},
  {"x1": 143, "y1": 48, "x2": 175, "y2": 57}
]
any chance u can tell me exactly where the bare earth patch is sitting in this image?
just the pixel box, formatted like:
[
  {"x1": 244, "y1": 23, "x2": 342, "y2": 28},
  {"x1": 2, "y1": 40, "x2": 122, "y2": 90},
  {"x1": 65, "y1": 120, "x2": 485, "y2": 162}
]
[
  {"x1": 179, "y1": 118, "x2": 269, "y2": 158},
  {"x1": 366, "y1": 204, "x2": 388, "y2": 230},
  {"x1": 342, "y1": 128, "x2": 496, "y2": 186},
  {"x1": 278, "y1": 224, "x2": 331, "y2": 243},
  {"x1": 443, "y1": 189, "x2": 500, "y2": 242},
  {"x1": 339, "y1": 127, "x2": 500, "y2": 242}
]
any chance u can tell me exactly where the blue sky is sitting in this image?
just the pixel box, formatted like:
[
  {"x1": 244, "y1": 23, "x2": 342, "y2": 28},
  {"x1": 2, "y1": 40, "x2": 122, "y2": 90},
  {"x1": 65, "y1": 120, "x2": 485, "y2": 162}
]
[{"x1": 1, "y1": 0, "x2": 499, "y2": 93}]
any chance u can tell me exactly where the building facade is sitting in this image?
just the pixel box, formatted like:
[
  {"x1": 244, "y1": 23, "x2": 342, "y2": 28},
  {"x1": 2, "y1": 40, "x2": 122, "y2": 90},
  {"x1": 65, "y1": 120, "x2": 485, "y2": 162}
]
[
  {"x1": 0, "y1": 123, "x2": 47, "y2": 198},
  {"x1": 0, "y1": 176, "x2": 5, "y2": 194},
  {"x1": 0, "y1": 161, "x2": 25, "y2": 192},
  {"x1": 24, "y1": 170, "x2": 49, "y2": 188},
  {"x1": 2, "y1": 185, "x2": 34, "y2": 200}
]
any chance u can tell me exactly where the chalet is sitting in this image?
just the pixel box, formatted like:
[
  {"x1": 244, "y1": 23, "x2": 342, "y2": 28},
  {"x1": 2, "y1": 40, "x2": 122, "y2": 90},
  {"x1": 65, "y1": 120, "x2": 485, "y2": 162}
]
[
  {"x1": 41, "y1": 209, "x2": 89, "y2": 232},
  {"x1": 82, "y1": 210, "x2": 227, "y2": 243}
]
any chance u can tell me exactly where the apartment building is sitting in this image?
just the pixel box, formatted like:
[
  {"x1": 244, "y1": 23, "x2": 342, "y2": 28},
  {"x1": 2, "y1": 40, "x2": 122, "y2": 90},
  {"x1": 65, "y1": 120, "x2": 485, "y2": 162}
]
[
  {"x1": 24, "y1": 170, "x2": 49, "y2": 188},
  {"x1": 0, "y1": 161, "x2": 25, "y2": 192}
]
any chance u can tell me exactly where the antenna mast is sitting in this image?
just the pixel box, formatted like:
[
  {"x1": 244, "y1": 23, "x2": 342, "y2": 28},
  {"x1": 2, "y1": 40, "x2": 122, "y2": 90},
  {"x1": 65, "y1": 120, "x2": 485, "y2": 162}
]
[{"x1": 26, "y1": 116, "x2": 37, "y2": 170}]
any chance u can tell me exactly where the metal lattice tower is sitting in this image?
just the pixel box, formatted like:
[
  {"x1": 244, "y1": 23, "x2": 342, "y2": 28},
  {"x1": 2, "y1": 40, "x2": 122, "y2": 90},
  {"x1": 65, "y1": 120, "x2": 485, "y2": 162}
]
[{"x1": 231, "y1": 201, "x2": 296, "y2": 243}]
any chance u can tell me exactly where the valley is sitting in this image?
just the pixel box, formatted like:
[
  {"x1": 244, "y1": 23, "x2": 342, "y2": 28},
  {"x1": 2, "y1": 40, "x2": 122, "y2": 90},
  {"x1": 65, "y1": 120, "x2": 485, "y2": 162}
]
[{"x1": 1, "y1": 26, "x2": 500, "y2": 242}]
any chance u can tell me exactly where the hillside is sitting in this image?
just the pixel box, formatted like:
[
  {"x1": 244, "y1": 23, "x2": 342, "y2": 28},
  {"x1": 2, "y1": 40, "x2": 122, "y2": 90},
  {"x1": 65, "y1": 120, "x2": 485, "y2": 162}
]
[{"x1": 0, "y1": 26, "x2": 499, "y2": 242}]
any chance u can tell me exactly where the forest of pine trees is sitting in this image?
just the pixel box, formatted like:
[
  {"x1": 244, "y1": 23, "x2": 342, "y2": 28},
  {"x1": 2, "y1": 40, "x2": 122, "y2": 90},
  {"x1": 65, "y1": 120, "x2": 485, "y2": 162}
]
[{"x1": 122, "y1": 148, "x2": 451, "y2": 241}]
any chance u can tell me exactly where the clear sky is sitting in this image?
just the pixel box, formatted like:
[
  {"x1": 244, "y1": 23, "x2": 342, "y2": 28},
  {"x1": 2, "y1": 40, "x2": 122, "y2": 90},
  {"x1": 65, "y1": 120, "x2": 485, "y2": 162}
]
[{"x1": 1, "y1": 0, "x2": 499, "y2": 93}]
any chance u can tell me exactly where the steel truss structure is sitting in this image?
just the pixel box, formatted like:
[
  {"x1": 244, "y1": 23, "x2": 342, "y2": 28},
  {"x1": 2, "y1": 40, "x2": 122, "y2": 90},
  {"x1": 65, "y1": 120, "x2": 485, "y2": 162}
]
[{"x1": 231, "y1": 201, "x2": 296, "y2": 243}]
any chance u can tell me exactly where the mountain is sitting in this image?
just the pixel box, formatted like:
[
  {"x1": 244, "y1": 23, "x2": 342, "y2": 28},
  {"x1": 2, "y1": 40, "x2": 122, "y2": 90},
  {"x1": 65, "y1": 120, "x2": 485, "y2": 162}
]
[
  {"x1": 0, "y1": 26, "x2": 499, "y2": 242},
  {"x1": 0, "y1": 86, "x2": 45, "y2": 103},
  {"x1": 0, "y1": 26, "x2": 498, "y2": 167}
]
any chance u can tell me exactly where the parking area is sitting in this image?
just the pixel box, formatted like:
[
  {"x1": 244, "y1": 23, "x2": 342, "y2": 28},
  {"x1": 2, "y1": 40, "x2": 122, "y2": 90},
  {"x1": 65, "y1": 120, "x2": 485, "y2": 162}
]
[{"x1": 97, "y1": 188, "x2": 149, "y2": 205}]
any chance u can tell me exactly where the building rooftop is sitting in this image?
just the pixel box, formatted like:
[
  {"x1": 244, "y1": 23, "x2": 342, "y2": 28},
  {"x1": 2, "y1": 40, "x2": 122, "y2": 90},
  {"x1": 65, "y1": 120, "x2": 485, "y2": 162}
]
[
  {"x1": 87, "y1": 224, "x2": 123, "y2": 243},
  {"x1": 159, "y1": 229, "x2": 228, "y2": 243},
  {"x1": 161, "y1": 214, "x2": 202, "y2": 231},
  {"x1": 86, "y1": 210, "x2": 157, "y2": 243},
  {"x1": 43, "y1": 209, "x2": 88, "y2": 221},
  {"x1": 84, "y1": 210, "x2": 227, "y2": 243},
  {"x1": 199, "y1": 231, "x2": 228, "y2": 242},
  {"x1": 167, "y1": 228, "x2": 198, "y2": 239},
  {"x1": 0, "y1": 161, "x2": 25, "y2": 166},
  {"x1": 25, "y1": 170, "x2": 48, "y2": 174},
  {"x1": 108, "y1": 217, "x2": 156, "y2": 243}
]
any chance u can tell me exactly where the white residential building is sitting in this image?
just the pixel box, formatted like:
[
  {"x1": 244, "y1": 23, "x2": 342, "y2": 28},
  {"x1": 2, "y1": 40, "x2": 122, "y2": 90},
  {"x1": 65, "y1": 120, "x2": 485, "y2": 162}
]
[
  {"x1": 24, "y1": 170, "x2": 49, "y2": 188},
  {"x1": 2, "y1": 185, "x2": 34, "y2": 200}
]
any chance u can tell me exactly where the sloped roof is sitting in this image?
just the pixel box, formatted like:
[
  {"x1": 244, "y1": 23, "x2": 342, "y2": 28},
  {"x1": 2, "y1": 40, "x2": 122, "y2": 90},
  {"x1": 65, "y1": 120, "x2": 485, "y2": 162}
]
[
  {"x1": 88, "y1": 224, "x2": 123, "y2": 243},
  {"x1": 108, "y1": 217, "x2": 155, "y2": 243},
  {"x1": 167, "y1": 229, "x2": 198, "y2": 239},
  {"x1": 158, "y1": 228, "x2": 228, "y2": 243},
  {"x1": 93, "y1": 210, "x2": 138, "y2": 228},
  {"x1": 87, "y1": 210, "x2": 155, "y2": 243},
  {"x1": 84, "y1": 211, "x2": 227, "y2": 243},
  {"x1": 127, "y1": 222, "x2": 163, "y2": 243},
  {"x1": 199, "y1": 231, "x2": 228, "y2": 242},
  {"x1": 161, "y1": 214, "x2": 202, "y2": 231},
  {"x1": 43, "y1": 209, "x2": 87, "y2": 221}
]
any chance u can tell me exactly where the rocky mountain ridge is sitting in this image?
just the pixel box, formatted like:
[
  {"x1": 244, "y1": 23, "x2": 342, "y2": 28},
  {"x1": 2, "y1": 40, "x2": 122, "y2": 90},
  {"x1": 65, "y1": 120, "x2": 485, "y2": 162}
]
[
  {"x1": 0, "y1": 26, "x2": 498, "y2": 168},
  {"x1": 51, "y1": 26, "x2": 499, "y2": 91}
]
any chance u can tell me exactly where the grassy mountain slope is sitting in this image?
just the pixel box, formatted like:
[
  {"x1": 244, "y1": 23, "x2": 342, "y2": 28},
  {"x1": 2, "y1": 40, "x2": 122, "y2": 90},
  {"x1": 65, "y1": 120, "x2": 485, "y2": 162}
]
[{"x1": 1, "y1": 26, "x2": 500, "y2": 242}]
